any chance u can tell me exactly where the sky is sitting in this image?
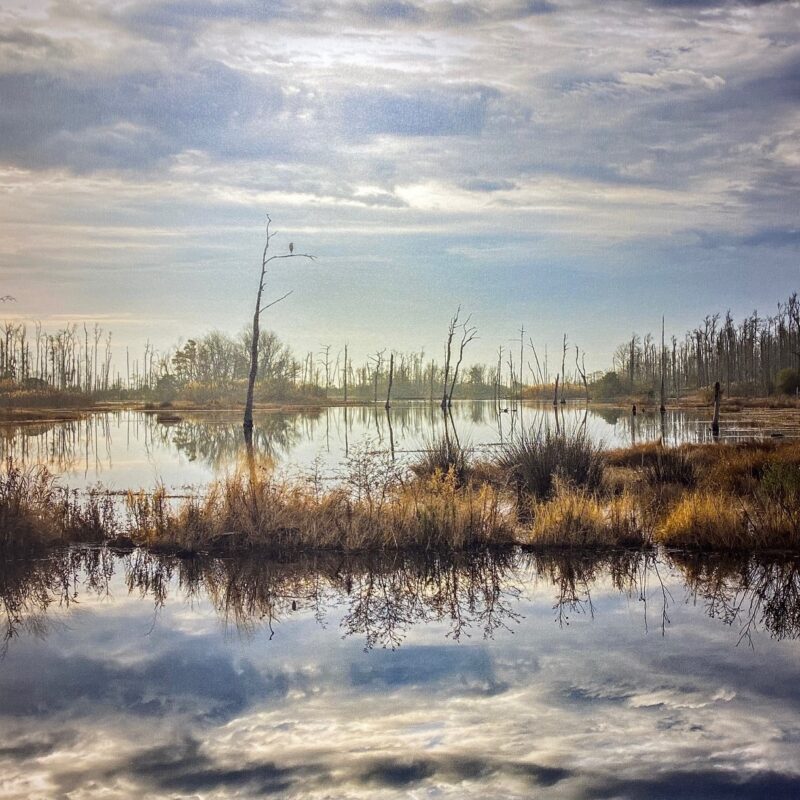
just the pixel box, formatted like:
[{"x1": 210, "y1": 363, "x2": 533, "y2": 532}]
[{"x1": 0, "y1": 0, "x2": 799, "y2": 371}]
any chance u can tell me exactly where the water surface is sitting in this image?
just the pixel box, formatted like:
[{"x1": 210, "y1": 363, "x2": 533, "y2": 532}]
[
  {"x1": 1, "y1": 548, "x2": 799, "y2": 799},
  {"x1": 3, "y1": 401, "x2": 797, "y2": 491}
]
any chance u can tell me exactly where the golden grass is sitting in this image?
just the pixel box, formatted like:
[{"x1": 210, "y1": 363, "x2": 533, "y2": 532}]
[
  {"x1": 2, "y1": 436, "x2": 799, "y2": 555},
  {"x1": 122, "y1": 467, "x2": 514, "y2": 553},
  {"x1": 656, "y1": 491, "x2": 749, "y2": 550},
  {"x1": 523, "y1": 482, "x2": 646, "y2": 548}
]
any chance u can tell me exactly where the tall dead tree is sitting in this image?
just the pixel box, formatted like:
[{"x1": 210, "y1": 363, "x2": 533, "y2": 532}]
[
  {"x1": 575, "y1": 346, "x2": 589, "y2": 402},
  {"x1": 448, "y1": 315, "x2": 477, "y2": 407},
  {"x1": 441, "y1": 307, "x2": 461, "y2": 410},
  {"x1": 244, "y1": 215, "x2": 315, "y2": 441},
  {"x1": 660, "y1": 316, "x2": 666, "y2": 416}
]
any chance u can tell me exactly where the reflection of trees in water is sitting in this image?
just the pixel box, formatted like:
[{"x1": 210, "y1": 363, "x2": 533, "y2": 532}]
[
  {"x1": 147, "y1": 412, "x2": 314, "y2": 469},
  {"x1": 4, "y1": 548, "x2": 800, "y2": 654},
  {"x1": 674, "y1": 553, "x2": 800, "y2": 644},
  {"x1": 0, "y1": 415, "x2": 118, "y2": 475},
  {"x1": 0, "y1": 548, "x2": 114, "y2": 656}
]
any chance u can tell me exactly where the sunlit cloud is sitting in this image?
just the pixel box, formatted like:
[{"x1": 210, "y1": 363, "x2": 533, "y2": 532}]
[{"x1": 0, "y1": 0, "x2": 797, "y2": 366}]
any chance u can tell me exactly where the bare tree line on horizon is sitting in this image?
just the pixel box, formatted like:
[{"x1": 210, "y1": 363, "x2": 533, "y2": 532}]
[{"x1": 1, "y1": 291, "x2": 798, "y2": 404}]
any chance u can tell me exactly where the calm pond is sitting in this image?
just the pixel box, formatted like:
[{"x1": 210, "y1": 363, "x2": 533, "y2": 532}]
[
  {"x1": 2, "y1": 401, "x2": 798, "y2": 491},
  {"x1": 1, "y1": 548, "x2": 799, "y2": 799}
]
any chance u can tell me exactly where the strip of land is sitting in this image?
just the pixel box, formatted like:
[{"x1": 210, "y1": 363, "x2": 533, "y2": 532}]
[{"x1": 2, "y1": 436, "x2": 798, "y2": 556}]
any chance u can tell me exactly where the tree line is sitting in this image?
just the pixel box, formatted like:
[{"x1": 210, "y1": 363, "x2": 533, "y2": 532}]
[
  {"x1": 1, "y1": 290, "x2": 798, "y2": 403},
  {"x1": 611, "y1": 292, "x2": 799, "y2": 398}
]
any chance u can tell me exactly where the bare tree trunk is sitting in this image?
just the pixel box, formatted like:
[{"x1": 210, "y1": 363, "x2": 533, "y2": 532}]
[
  {"x1": 343, "y1": 344, "x2": 348, "y2": 404},
  {"x1": 441, "y1": 308, "x2": 459, "y2": 410},
  {"x1": 711, "y1": 380, "x2": 721, "y2": 437},
  {"x1": 660, "y1": 316, "x2": 666, "y2": 416},
  {"x1": 553, "y1": 374, "x2": 559, "y2": 407},
  {"x1": 244, "y1": 216, "x2": 313, "y2": 441},
  {"x1": 448, "y1": 315, "x2": 477, "y2": 407},
  {"x1": 385, "y1": 352, "x2": 394, "y2": 410}
]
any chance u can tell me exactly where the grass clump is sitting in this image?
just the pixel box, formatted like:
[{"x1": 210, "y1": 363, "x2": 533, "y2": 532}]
[
  {"x1": 497, "y1": 429, "x2": 604, "y2": 501},
  {"x1": 656, "y1": 491, "x2": 749, "y2": 550},
  {"x1": 524, "y1": 481, "x2": 645, "y2": 548},
  {"x1": 0, "y1": 460, "x2": 112, "y2": 551},
  {"x1": 644, "y1": 446, "x2": 696, "y2": 487},
  {"x1": 412, "y1": 435, "x2": 472, "y2": 485}
]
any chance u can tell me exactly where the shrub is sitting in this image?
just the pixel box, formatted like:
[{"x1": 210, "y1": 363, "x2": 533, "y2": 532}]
[
  {"x1": 776, "y1": 368, "x2": 800, "y2": 396},
  {"x1": 496, "y1": 429, "x2": 604, "y2": 500}
]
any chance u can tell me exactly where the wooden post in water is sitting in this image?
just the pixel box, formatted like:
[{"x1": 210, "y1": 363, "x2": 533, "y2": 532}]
[
  {"x1": 343, "y1": 344, "x2": 348, "y2": 405},
  {"x1": 385, "y1": 352, "x2": 394, "y2": 410},
  {"x1": 711, "y1": 381, "x2": 721, "y2": 438}
]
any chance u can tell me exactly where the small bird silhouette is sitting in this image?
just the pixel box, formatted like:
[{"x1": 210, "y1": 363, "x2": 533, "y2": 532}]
[{"x1": 289, "y1": 242, "x2": 294, "y2": 254}]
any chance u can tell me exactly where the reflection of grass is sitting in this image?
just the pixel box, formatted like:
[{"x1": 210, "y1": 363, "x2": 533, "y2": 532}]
[
  {"x1": 1, "y1": 438, "x2": 799, "y2": 554},
  {"x1": 5, "y1": 548, "x2": 798, "y2": 653}
]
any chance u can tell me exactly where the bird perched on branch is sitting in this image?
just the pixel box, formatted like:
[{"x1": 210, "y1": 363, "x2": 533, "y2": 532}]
[{"x1": 289, "y1": 242, "x2": 294, "y2": 254}]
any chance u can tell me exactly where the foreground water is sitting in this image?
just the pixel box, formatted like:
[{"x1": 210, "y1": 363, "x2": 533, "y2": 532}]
[
  {"x1": 2, "y1": 401, "x2": 798, "y2": 491},
  {"x1": 1, "y1": 548, "x2": 799, "y2": 799}
]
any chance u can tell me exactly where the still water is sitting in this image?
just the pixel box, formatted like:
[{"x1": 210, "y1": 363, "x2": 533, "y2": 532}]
[
  {"x1": 1, "y1": 548, "x2": 799, "y2": 799},
  {"x1": 2, "y1": 401, "x2": 798, "y2": 491}
]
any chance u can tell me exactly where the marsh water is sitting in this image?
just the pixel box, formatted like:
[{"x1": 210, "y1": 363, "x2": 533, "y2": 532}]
[
  {"x1": 2, "y1": 401, "x2": 798, "y2": 492},
  {"x1": 3, "y1": 404, "x2": 800, "y2": 798},
  {"x1": 1, "y1": 547, "x2": 800, "y2": 799}
]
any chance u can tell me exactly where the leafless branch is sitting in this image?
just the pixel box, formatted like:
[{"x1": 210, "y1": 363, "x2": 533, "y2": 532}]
[{"x1": 259, "y1": 290, "x2": 294, "y2": 315}]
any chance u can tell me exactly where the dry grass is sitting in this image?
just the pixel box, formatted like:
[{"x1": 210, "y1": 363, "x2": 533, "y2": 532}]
[
  {"x1": 0, "y1": 459, "x2": 114, "y2": 551},
  {"x1": 656, "y1": 491, "x2": 749, "y2": 550},
  {"x1": 121, "y1": 467, "x2": 514, "y2": 553},
  {"x1": 523, "y1": 481, "x2": 646, "y2": 548},
  {"x1": 2, "y1": 436, "x2": 799, "y2": 555}
]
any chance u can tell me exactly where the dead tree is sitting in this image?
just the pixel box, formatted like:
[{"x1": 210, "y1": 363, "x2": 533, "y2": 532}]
[
  {"x1": 575, "y1": 346, "x2": 589, "y2": 402},
  {"x1": 369, "y1": 349, "x2": 385, "y2": 403},
  {"x1": 660, "y1": 316, "x2": 666, "y2": 416},
  {"x1": 711, "y1": 381, "x2": 721, "y2": 437},
  {"x1": 243, "y1": 215, "x2": 315, "y2": 441},
  {"x1": 448, "y1": 315, "x2": 477, "y2": 407},
  {"x1": 441, "y1": 307, "x2": 461, "y2": 410}
]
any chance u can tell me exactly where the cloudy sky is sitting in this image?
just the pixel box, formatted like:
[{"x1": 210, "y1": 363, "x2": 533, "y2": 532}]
[{"x1": 1, "y1": 0, "x2": 798, "y2": 368}]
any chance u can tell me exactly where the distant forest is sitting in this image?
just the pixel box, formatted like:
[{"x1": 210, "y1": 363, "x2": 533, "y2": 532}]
[{"x1": 1, "y1": 292, "x2": 798, "y2": 404}]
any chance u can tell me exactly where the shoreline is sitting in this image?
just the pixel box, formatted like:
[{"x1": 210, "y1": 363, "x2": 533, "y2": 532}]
[{"x1": 1, "y1": 394, "x2": 798, "y2": 425}]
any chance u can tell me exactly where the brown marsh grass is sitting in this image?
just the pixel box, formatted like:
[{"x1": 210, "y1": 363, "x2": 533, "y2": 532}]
[{"x1": 1, "y1": 435, "x2": 798, "y2": 555}]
